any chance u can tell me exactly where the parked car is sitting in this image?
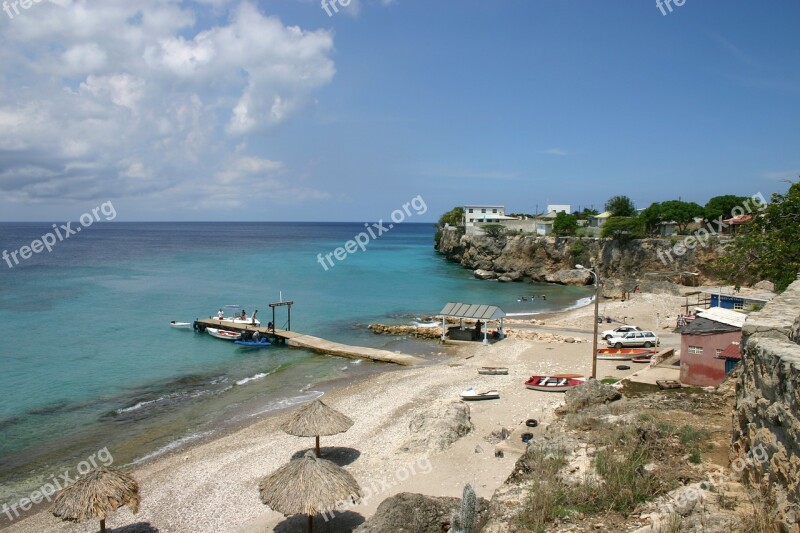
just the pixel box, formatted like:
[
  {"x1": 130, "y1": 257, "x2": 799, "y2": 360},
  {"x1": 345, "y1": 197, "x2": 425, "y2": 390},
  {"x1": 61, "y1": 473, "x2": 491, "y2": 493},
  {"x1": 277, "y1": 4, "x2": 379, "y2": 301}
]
[
  {"x1": 601, "y1": 325, "x2": 642, "y2": 340},
  {"x1": 606, "y1": 330, "x2": 660, "y2": 348}
]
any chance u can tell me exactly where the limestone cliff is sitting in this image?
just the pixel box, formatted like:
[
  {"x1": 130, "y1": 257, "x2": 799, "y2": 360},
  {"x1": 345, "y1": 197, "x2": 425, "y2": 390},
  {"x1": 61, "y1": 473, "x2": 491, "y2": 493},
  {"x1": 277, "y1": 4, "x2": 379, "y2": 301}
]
[
  {"x1": 435, "y1": 228, "x2": 721, "y2": 294},
  {"x1": 732, "y1": 274, "x2": 800, "y2": 531}
]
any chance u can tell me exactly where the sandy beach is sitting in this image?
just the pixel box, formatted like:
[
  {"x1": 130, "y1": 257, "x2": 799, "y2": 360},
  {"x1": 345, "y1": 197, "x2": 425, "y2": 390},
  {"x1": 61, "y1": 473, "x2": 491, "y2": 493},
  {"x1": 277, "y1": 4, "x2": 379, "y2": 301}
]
[{"x1": 4, "y1": 292, "x2": 687, "y2": 533}]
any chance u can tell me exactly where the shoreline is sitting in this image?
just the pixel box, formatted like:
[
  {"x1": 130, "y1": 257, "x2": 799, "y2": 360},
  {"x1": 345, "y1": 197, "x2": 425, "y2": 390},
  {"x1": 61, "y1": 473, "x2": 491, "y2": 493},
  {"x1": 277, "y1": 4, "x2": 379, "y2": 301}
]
[{"x1": 2, "y1": 292, "x2": 685, "y2": 532}]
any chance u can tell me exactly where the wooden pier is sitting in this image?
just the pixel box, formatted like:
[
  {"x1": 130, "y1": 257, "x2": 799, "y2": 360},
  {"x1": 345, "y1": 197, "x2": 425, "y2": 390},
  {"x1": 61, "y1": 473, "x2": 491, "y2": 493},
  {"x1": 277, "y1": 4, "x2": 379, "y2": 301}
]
[{"x1": 192, "y1": 318, "x2": 425, "y2": 366}]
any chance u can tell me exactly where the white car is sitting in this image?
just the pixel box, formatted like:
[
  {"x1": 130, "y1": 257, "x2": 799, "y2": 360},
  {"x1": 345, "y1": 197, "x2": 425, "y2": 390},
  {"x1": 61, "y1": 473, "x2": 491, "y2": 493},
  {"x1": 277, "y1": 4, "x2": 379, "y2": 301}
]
[
  {"x1": 606, "y1": 330, "x2": 660, "y2": 349},
  {"x1": 601, "y1": 325, "x2": 642, "y2": 340}
]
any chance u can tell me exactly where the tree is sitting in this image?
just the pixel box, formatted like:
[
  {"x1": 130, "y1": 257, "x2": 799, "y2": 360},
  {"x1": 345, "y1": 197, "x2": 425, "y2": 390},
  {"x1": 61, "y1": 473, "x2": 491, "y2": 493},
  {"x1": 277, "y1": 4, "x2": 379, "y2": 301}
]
[
  {"x1": 553, "y1": 212, "x2": 578, "y2": 236},
  {"x1": 573, "y1": 207, "x2": 599, "y2": 220},
  {"x1": 605, "y1": 196, "x2": 637, "y2": 217},
  {"x1": 481, "y1": 224, "x2": 507, "y2": 238},
  {"x1": 638, "y1": 202, "x2": 663, "y2": 236},
  {"x1": 715, "y1": 182, "x2": 800, "y2": 292},
  {"x1": 657, "y1": 200, "x2": 704, "y2": 233},
  {"x1": 704, "y1": 195, "x2": 750, "y2": 231},
  {"x1": 600, "y1": 217, "x2": 644, "y2": 240},
  {"x1": 438, "y1": 206, "x2": 465, "y2": 228}
]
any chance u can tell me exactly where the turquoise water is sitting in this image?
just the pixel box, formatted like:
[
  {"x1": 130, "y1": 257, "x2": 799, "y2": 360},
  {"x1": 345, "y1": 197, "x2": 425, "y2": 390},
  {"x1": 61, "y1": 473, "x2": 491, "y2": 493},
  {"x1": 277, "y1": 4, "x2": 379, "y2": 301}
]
[{"x1": 0, "y1": 222, "x2": 591, "y2": 502}]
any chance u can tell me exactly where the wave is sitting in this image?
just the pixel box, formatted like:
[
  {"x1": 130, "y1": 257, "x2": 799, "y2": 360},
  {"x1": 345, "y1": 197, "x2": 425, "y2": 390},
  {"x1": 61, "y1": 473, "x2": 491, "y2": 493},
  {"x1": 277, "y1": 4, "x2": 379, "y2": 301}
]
[
  {"x1": 249, "y1": 390, "x2": 324, "y2": 418},
  {"x1": 505, "y1": 296, "x2": 595, "y2": 318},
  {"x1": 131, "y1": 430, "x2": 214, "y2": 465},
  {"x1": 235, "y1": 371, "x2": 271, "y2": 386}
]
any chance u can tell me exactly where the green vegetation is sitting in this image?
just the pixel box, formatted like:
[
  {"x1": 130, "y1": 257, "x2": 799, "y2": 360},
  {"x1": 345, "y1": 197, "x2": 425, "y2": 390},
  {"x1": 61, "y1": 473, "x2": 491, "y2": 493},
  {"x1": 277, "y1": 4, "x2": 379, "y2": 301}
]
[
  {"x1": 704, "y1": 194, "x2": 751, "y2": 231},
  {"x1": 715, "y1": 182, "x2": 800, "y2": 292},
  {"x1": 573, "y1": 207, "x2": 599, "y2": 220},
  {"x1": 640, "y1": 200, "x2": 704, "y2": 235},
  {"x1": 481, "y1": 224, "x2": 506, "y2": 238},
  {"x1": 600, "y1": 216, "x2": 644, "y2": 240},
  {"x1": 553, "y1": 212, "x2": 578, "y2": 236},
  {"x1": 438, "y1": 206, "x2": 464, "y2": 228},
  {"x1": 605, "y1": 195, "x2": 637, "y2": 217}
]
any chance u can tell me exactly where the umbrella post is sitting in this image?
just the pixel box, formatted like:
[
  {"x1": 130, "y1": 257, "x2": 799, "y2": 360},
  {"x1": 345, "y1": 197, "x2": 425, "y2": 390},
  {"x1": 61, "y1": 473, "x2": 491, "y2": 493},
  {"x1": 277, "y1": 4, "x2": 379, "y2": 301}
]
[
  {"x1": 315, "y1": 435, "x2": 321, "y2": 457},
  {"x1": 100, "y1": 518, "x2": 106, "y2": 533}
]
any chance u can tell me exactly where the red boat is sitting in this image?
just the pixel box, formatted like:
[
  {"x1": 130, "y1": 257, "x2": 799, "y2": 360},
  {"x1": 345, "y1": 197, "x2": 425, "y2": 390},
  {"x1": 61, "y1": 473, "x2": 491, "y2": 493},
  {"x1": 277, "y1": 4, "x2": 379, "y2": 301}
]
[{"x1": 525, "y1": 375, "x2": 586, "y2": 392}]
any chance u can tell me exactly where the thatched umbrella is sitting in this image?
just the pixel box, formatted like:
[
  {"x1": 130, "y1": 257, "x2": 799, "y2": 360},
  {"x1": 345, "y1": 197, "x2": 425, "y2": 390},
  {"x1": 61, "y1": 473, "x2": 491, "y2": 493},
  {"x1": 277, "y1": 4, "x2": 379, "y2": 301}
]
[
  {"x1": 259, "y1": 450, "x2": 360, "y2": 533},
  {"x1": 281, "y1": 399, "x2": 353, "y2": 457},
  {"x1": 51, "y1": 467, "x2": 140, "y2": 533}
]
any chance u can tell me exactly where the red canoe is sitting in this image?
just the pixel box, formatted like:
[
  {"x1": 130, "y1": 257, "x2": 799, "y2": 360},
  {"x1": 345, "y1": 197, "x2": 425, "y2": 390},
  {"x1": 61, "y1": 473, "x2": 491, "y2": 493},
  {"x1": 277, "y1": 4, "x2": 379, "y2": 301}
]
[{"x1": 525, "y1": 375, "x2": 586, "y2": 392}]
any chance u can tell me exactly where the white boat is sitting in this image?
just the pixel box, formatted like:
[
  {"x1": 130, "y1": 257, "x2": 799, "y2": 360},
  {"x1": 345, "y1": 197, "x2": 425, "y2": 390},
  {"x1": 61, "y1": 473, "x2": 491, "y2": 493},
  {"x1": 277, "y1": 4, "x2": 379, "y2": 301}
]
[
  {"x1": 170, "y1": 321, "x2": 192, "y2": 329},
  {"x1": 478, "y1": 367, "x2": 509, "y2": 375},
  {"x1": 212, "y1": 305, "x2": 261, "y2": 326},
  {"x1": 459, "y1": 387, "x2": 500, "y2": 401},
  {"x1": 207, "y1": 327, "x2": 242, "y2": 341}
]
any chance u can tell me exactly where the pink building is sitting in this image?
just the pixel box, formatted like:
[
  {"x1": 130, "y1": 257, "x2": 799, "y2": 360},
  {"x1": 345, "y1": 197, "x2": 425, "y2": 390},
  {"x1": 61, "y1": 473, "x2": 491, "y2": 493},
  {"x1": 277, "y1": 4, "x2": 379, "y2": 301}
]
[{"x1": 680, "y1": 308, "x2": 746, "y2": 387}]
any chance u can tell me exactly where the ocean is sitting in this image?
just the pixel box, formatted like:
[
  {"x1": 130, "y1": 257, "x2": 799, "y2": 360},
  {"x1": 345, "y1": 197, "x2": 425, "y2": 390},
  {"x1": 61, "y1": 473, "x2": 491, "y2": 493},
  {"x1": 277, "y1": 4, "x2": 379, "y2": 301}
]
[{"x1": 0, "y1": 222, "x2": 591, "y2": 505}]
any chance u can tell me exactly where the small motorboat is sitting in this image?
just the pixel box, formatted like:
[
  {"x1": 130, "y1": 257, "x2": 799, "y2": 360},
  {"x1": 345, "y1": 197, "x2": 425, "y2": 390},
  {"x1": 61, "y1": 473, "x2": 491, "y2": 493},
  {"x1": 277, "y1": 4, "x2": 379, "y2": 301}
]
[
  {"x1": 595, "y1": 348, "x2": 650, "y2": 361},
  {"x1": 207, "y1": 328, "x2": 242, "y2": 341},
  {"x1": 524, "y1": 375, "x2": 586, "y2": 392},
  {"x1": 459, "y1": 387, "x2": 500, "y2": 401},
  {"x1": 478, "y1": 367, "x2": 509, "y2": 375},
  {"x1": 234, "y1": 338, "x2": 272, "y2": 348},
  {"x1": 170, "y1": 321, "x2": 192, "y2": 329}
]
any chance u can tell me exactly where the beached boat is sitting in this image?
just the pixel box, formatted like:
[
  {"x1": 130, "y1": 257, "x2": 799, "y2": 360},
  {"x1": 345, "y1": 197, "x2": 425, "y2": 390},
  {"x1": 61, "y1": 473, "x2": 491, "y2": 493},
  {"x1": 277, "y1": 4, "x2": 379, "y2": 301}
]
[
  {"x1": 631, "y1": 354, "x2": 654, "y2": 363},
  {"x1": 478, "y1": 367, "x2": 509, "y2": 375},
  {"x1": 595, "y1": 348, "x2": 651, "y2": 361},
  {"x1": 234, "y1": 339, "x2": 271, "y2": 348},
  {"x1": 525, "y1": 375, "x2": 586, "y2": 392},
  {"x1": 207, "y1": 328, "x2": 242, "y2": 341},
  {"x1": 459, "y1": 387, "x2": 500, "y2": 400},
  {"x1": 170, "y1": 321, "x2": 192, "y2": 329}
]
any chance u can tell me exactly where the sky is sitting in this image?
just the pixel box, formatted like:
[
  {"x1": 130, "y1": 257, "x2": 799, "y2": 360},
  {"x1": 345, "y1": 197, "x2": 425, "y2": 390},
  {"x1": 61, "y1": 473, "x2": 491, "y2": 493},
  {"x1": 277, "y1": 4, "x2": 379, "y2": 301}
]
[{"x1": 0, "y1": 0, "x2": 798, "y2": 222}]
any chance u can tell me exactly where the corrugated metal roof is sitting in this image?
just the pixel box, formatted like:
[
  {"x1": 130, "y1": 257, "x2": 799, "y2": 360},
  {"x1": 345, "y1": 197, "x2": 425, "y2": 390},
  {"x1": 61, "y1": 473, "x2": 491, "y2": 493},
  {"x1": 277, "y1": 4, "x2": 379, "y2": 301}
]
[
  {"x1": 697, "y1": 307, "x2": 747, "y2": 328},
  {"x1": 717, "y1": 342, "x2": 742, "y2": 360},
  {"x1": 439, "y1": 302, "x2": 506, "y2": 320}
]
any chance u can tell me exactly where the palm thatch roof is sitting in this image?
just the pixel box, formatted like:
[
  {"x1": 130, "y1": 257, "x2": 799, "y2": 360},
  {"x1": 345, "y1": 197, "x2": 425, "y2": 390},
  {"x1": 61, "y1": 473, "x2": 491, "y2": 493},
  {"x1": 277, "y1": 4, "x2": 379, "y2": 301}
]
[
  {"x1": 259, "y1": 451, "x2": 360, "y2": 516},
  {"x1": 281, "y1": 399, "x2": 353, "y2": 437},
  {"x1": 51, "y1": 467, "x2": 140, "y2": 522}
]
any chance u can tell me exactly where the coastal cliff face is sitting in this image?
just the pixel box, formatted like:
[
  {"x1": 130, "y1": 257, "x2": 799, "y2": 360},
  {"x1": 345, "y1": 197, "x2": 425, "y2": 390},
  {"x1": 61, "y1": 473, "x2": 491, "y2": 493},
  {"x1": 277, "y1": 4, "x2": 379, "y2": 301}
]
[
  {"x1": 435, "y1": 228, "x2": 720, "y2": 293},
  {"x1": 732, "y1": 275, "x2": 800, "y2": 531}
]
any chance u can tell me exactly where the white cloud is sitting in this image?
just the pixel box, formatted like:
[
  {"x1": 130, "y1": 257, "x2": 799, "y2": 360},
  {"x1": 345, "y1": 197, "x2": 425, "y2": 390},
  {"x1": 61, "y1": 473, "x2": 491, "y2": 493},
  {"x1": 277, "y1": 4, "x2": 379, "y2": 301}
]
[{"x1": 0, "y1": 1, "x2": 336, "y2": 208}]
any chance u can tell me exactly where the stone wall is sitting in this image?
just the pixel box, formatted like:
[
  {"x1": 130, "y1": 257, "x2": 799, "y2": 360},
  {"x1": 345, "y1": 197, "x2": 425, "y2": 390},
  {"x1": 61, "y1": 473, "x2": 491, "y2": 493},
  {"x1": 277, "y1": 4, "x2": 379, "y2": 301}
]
[{"x1": 732, "y1": 274, "x2": 800, "y2": 530}]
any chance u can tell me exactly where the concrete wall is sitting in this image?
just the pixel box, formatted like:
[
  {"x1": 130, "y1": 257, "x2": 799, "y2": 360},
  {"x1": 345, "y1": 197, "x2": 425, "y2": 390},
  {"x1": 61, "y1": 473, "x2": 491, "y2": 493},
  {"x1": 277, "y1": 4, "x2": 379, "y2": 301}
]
[
  {"x1": 731, "y1": 275, "x2": 800, "y2": 531},
  {"x1": 680, "y1": 330, "x2": 740, "y2": 386}
]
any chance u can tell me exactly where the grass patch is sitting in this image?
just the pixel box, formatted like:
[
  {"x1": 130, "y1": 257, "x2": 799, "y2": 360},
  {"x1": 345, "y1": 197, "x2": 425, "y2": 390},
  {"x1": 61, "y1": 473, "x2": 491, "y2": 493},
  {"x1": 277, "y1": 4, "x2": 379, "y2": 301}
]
[{"x1": 601, "y1": 377, "x2": 620, "y2": 384}]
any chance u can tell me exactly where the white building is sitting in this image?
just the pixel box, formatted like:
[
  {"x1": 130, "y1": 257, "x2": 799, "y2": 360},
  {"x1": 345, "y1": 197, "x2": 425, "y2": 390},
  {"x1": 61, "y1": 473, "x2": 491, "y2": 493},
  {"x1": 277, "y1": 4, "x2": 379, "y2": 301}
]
[
  {"x1": 463, "y1": 205, "x2": 519, "y2": 235},
  {"x1": 547, "y1": 204, "x2": 571, "y2": 214}
]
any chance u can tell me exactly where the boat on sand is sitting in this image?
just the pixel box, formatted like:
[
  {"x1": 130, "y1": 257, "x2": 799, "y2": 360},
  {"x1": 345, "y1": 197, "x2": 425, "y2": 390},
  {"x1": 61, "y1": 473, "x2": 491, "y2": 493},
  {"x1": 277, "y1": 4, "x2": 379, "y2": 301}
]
[
  {"x1": 478, "y1": 367, "x2": 508, "y2": 375},
  {"x1": 595, "y1": 348, "x2": 651, "y2": 361},
  {"x1": 459, "y1": 387, "x2": 500, "y2": 400},
  {"x1": 524, "y1": 375, "x2": 586, "y2": 392}
]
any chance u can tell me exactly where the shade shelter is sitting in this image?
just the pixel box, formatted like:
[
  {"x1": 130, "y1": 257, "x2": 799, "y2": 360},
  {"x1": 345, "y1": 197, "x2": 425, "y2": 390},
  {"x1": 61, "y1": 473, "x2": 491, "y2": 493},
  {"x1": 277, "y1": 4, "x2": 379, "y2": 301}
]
[
  {"x1": 51, "y1": 467, "x2": 140, "y2": 533},
  {"x1": 259, "y1": 450, "x2": 361, "y2": 533},
  {"x1": 281, "y1": 399, "x2": 354, "y2": 457},
  {"x1": 439, "y1": 303, "x2": 506, "y2": 345}
]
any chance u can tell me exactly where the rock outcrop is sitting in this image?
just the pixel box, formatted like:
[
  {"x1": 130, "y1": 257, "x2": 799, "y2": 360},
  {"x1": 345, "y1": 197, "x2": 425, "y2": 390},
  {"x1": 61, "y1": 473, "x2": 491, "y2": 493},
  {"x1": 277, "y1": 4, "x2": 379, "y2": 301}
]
[
  {"x1": 732, "y1": 274, "x2": 800, "y2": 531},
  {"x1": 354, "y1": 492, "x2": 490, "y2": 533},
  {"x1": 555, "y1": 379, "x2": 623, "y2": 415},
  {"x1": 368, "y1": 324, "x2": 442, "y2": 339},
  {"x1": 400, "y1": 400, "x2": 472, "y2": 453},
  {"x1": 436, "y1": 229, "x2": 721, "y2": 290}
]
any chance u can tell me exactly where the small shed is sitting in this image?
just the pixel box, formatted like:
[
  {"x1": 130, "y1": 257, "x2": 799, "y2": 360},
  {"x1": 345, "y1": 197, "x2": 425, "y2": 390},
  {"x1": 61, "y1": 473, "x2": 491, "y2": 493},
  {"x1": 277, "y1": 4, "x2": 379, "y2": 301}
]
[
  {"x1": 439, "y1": 303, "x2": 506, "y2": 345},
  {"x1": 680, "y1": 308, "x2": 746, "y2": 387}
]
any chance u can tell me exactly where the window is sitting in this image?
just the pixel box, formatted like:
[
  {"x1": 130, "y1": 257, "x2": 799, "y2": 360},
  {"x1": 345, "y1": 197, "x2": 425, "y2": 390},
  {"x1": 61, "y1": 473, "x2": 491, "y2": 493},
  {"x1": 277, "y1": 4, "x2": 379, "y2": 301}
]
[
  {"x1": 468, "y1": 209, "x2": 473, "y2": 213},
  {"x1": 734, "y1": 302, "x2": 744, "y2": 310},
  {"x1": 492, "y1": 209, "x2": 498, "y2": 214},
  {"x1": 715, "y1": 348, "x2": 724, "y2": 356},
  {"x1": 688, "y1": 346, "x2": 703, "y2": 354},
  {"x1": 481, "y1": 209, "x2": 486, "y2": 213}
]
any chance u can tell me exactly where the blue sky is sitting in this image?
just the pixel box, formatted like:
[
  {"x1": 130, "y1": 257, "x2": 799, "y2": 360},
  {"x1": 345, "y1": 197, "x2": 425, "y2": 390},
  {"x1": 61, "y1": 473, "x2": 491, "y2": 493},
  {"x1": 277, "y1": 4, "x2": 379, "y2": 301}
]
[{"x1": 0, "y1": 0, "x2": 798, "y2": 221}]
